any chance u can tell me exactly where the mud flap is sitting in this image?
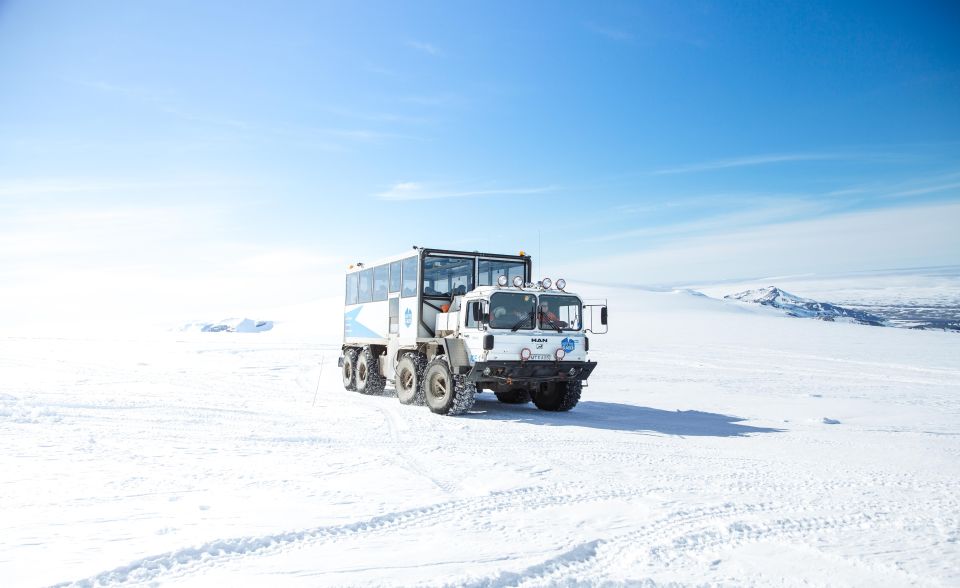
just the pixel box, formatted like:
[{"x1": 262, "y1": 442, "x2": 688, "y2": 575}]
[{"x1": 441, "y1": 338, "x2": 472, "y2": 375}]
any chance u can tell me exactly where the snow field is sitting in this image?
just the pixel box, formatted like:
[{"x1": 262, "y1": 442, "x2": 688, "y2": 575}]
[{"x1": 1, "y1": 287, "x2": 958, "y2": 586}]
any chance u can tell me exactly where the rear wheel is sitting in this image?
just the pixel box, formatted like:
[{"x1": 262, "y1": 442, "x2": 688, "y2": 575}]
[
  {"x1": 395, "y1": 352, "x2": 426, "y2": 405},
  {"x1": 341, "y1": 348, "x2": 358, "y2": 391},
  {"x1": 495, "y1": 388, "x2": 531, "y2": 404},
  {"x1": 532, "y1": 380, "x2": 582, "y2": 412},
  {"x1": 423, "y1": 358, "x2": 476, "y2": 415},
  {"x1": 356, "y1": 346, "x2": 385, "y2": 395}
]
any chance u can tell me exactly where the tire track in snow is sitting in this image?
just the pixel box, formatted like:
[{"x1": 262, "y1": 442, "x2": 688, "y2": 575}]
[
  {"x1": 55, "y1": 482, "x2": 650, "y2": 586},
  {"x1": 525, "y1": 510, "x2": 899, "y2": 587},
  {"x1": 373, "y1": 400, "x2": 460, "y2": 496},
  {"x1": 456, "y1": 539, "x2": 607, "y2": 588},
  {"x1": 452, "y1": 502, "x2": 899, "y2": 587},
  {"x1": 451, "y1": 501, "x2": 778, "y2": 587}
]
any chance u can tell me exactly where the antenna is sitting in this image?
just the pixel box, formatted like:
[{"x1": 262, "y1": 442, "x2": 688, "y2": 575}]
[{"x1": 538, "y1": 230, "x2": 542, "y2": 276}]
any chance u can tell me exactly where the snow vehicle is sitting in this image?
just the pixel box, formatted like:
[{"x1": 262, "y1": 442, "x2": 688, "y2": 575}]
[{"x1": 339, "y1": 247, "x2": 608, "y2": 415}]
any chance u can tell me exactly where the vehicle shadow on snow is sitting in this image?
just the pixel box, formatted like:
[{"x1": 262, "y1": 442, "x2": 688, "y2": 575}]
[{"x1": 467, "y1": 396, "x2": 783, "y2": 437}]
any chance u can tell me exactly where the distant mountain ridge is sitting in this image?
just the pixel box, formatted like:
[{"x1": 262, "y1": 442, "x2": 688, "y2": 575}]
[
  {"x1": 179, "y1": 318, "x2": 274, "y2": 333},
  {"x1": 725, "y1": 287, "x2": 888, "y2": 327}
]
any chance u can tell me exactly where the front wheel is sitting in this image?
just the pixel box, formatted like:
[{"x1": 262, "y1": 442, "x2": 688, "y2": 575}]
[
  {"x1": 532, "y1": 380, "x2": 582, "y2": 412},
  {"x1": 423, "y1": 358, "x2": 476, "y2": 416}
]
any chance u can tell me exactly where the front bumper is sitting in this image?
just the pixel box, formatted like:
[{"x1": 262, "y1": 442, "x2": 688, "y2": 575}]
[{"x1": 465, "y1": 360, "x2": 597, "y2": 385}]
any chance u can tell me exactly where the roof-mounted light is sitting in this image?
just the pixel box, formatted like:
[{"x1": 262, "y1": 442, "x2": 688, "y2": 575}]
[
  {"x1": 541, "y1": 278, "x2": 552, "y2": 289},
  {"x1": 497, "y1": 275, "x2": 509, "y2": 287},
  {"x1": 512, "y1": 276, "x2": 524, "y2": 288},
  {"x1": 556, "y1": 278, "x2": 566, "y2": 291}
]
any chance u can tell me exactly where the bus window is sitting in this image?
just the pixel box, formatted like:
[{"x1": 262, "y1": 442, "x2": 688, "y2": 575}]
[
  {"x1": 389, "y1": 260, "x2": 401, "y2": 293},
  {"x1": 422, "y1": 256, "x2": 474, "y2": 297},
  {"x1": 358, "y1": 268, "x2": 373, "y2": 303},
  {"x1": 401, "y1": 257, "x2": 417, "y2": 298},
  {"x1": 373, "y1": 265, "x2": 388, "y2": 301},
  {"x1": 478, "y1": 259, "x2": 526, "y2": 286},
  {"x1": 345, "y1": 273, "x2": 359, "y2": 305}
]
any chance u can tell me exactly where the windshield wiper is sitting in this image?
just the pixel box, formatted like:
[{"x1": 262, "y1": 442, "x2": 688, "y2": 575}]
[
  {"x1": 510, "y1": 310, "x2": 535, "y2": 331},
  {"x1": 540, "y1": 313, "x2": 564, "y2": 333}
]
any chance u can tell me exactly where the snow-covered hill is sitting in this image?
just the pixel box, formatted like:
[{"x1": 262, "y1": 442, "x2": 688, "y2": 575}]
[
  {"x1": 2, "y1": 287, "x2": 958, "y2": 586},
  {"x1": 695, "y1": 266, "x2": 960, "y2": 332},
  {"x1": 725, "y1": 286, "x2": 888, "y2": 326},
  {"x1": 179, "y1": 317, "x2": 275, "y2": 333}
]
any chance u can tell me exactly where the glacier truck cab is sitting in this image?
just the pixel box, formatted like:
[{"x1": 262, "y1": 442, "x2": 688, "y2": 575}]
[{"x1": 339, "y1": 247, "x2": 608, "y2": 415}]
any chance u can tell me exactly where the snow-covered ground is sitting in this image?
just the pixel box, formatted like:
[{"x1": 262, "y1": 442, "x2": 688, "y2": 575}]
[{"x1": 2, "y1": 287, "x2": 959, "y2": 586}]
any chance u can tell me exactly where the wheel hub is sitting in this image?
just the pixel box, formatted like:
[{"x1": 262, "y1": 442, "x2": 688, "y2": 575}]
[{"x1": 431, "y1": 374, "x2": 447, "y2": 398}]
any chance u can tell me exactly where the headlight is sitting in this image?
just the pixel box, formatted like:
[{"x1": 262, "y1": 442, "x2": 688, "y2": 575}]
[
  {"x1": 512, "y1": 276, "x2": 524, "y2": 288},
  {"x1": 520, "y1": 347, "x2": 532, "y2": 361},
  {"x1": 556, "y1": 278, "x2": 566, "y2": 290},
  {"x1": 541, "y1": 277, "x2": 552, "y2": 289},
  {"x1": 497, "y1": 275, "x2": 508, "y2": 287},
  {"x1": 554, "y1": 348, "x2": 565, "y2": 360}
]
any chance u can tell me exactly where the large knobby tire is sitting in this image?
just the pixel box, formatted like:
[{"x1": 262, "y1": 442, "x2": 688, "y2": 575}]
[
  {"x1": 495, "y1": 388, "x2": 531, "y2": 404},
  {"x1": 532, "y1": 380, "x2": 582, "y2": 412},
  {"x1": 395, "y1": 352, "x2": 426, "y2": 405},
  {"x1": 423, "y1": 357, "x2": 476, "y2": 416},
  {"x1": 355, "y1": 346, "x2": 385, "y2": 395},
  {"x1": 341, "y1": 348, "x2": 358, "y2": 391}
]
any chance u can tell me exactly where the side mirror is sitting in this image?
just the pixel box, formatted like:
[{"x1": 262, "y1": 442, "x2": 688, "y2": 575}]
[
  {"x1": 600, "y1": 307, "x2": 608, "y2": 325},
  {"x1": 472, "y1": 303, "x2": 482, "y2": 322}
]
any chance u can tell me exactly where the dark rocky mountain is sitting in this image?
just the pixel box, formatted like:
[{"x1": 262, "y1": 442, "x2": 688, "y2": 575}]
[{"x1": 725, "y1": 287, "x2": 888, "y2": 327}]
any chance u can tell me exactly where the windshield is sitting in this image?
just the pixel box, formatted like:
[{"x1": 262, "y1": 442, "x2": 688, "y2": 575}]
[
  {"x1": 489, "y1": 292, "x2": 537, "y2": 330},
  {"x1": 538, "y1": 294, "x2": 582, "y2": 331}
]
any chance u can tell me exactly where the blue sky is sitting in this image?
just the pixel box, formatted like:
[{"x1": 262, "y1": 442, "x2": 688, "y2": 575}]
[{"x1": 1, "y1": 1, "x2": 958, "y2": 322}]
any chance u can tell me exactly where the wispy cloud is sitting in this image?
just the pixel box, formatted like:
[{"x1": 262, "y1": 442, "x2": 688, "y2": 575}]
[
  {"x1": 824, "y1": 170, "x2": 960, "y2": 200},
  {"x1": 567, "y1": 201, "x2": 960, "y2": 285},
  {"x1": 406, "y1": 40, "x2": 441, "y2": 56},
  {"x1": 585, "y1": 22, "x2": 633, "y2": 42},
  {"x1": 582, "y1": 198, "x2": 830, "y2": 243},
  {"x1": 70, "y1": 78, "x2": 415, "y2": 149},
  {"x1": 321, "y1": 128, "x2": 421, "y2": 142},
  {"x1": 652, "y1": 153, "x2": 852, "y2": 175},
  {"x1": 884, "y1": 180, "x2": 960, "y2": 199},
  {"x1": 651, "y1": 152, "x2": 912, "y2": 175},
  {"x1": 401, "y1": 93, "x2": 459, "y2": 107},
  {"x1": 0, "y1": 177, "x2": 238, "y2": 199},
  {"x1": 376, "y1": 182, "x2": 556, "y2": 201},
  {"x1": 323, "y1": 106, "x2": 434, "y2": 126},
  {"x1": 364, "y1": 63, "x2": 401, "y2": 77}
]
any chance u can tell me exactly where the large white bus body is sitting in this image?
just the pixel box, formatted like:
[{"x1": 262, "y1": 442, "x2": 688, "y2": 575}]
[
  {"x1": 340, "y1": 246, "x2": 606, "y2": 416},
  {"x1": 343, "y1": 247, "x2": 531, "y2": 348}
]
